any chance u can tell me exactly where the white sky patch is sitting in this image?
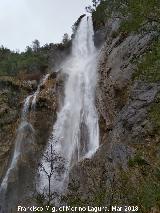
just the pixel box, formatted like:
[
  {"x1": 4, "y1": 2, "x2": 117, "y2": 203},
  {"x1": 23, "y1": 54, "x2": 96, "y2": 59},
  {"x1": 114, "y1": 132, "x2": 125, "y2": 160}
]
[{"x1": 0, "y1": 0, "x2": 92, "y2": 51}]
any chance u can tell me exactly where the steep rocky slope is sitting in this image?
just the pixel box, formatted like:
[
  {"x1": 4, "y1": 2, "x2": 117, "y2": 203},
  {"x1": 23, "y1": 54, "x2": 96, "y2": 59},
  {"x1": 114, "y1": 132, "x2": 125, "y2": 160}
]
[
  {"x1": 0, "y1": 8, "x2": 160, "y2": 213},
  {"x1": 0, "y1": 73, "x2": 61, "y2": 211},
  {"x1": 0, "y1": 77, "x2": 35, "y2": 180},
  {"x1": 65, "y1": 18, "x2": 160, "y2": 213}
]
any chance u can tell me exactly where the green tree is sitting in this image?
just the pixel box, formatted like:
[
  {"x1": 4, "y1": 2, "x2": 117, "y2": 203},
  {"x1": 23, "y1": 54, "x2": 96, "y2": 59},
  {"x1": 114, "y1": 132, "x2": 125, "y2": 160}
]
[
  {"x1": 32, "y1": 39, "x2": 40, "y2": 52},
  {"x1": 91, "y1": 0, "x2": 160, "y2": 32}
]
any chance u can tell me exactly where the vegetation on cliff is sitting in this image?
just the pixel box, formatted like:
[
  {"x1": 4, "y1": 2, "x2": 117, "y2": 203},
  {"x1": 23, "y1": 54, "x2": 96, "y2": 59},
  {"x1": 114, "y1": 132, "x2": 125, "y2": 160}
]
[
  {"x1": 133, "y1": 38, "x2": 160, "y2": 82},
  {"x1": 76, "y1": 1, "x2": 160, "y2": 213},
  {"x1": 0, "y1": 37, "x2": 71, "y2": 77},
  {"x1": 1, "y1": 1, "x2": 160, "y2": 212},
  {"x1": 88, "y1": 0, "x2": 160, "y2": 34}
]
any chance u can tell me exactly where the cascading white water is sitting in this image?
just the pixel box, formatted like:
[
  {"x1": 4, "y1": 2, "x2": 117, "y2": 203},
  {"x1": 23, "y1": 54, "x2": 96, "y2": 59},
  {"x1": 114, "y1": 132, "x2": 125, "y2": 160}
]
[
  {"x1": 39, "y1": 16, "x2": 99, "y2": 199},
  {"x1": 31, "y1": 74, "x2": 50, "y2": 109},
  {"x1": 0, "y1": 95, "x2": 33, "y2": 192},
  {"x1": 0, "y1": 73, "x2": 49, "y2": 195}
]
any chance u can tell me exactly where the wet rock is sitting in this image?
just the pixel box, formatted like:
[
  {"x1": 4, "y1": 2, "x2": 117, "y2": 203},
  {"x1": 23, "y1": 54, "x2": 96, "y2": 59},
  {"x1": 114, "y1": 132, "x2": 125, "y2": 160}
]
[
  {"x1": 0, "y1": 73, "x2": 59, "y2": 212},
  {"x1": 66, "y1": 17, "x2": 160, "y2": 211},
  {"x1": 94, "y1": 28, "x2": 106, "y2": 48},
  {"x1": 0, "y1": 77, "x2": 30, "y2": 181},
  {"x1": 50, "y1": 71, "x2": 58, "y2": 79}
]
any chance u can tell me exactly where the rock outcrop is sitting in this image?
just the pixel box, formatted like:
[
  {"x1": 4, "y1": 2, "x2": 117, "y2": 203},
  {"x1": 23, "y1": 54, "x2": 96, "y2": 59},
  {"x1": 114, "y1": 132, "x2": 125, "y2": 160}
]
[
  {"x1": 0, "y1": 73, "x2": 61, "y2": 212},
  {"x1": 0, "y1": 76, "x2": 33, "y2": 181},
  {"x1": 65, "y1": 18, "x2": 160, "y2": 212},
  {"x1": 1, "y1": 13, "x2": 160, "y2": 213}
]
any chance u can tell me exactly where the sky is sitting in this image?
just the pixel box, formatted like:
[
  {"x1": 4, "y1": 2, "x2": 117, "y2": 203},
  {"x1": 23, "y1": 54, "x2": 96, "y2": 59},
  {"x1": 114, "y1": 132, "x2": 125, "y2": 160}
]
[{"x1": 0, "y1": 0, "x2": 91, "y2": 51}]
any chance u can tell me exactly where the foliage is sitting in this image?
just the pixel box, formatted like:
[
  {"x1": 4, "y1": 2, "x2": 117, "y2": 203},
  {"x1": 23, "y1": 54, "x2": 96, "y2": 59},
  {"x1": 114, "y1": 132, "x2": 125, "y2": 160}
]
[
  {"x1": 120, "y1": 0, "x2": 160, "y2": 33},
  {"x1": 92, "y1": 0, "x2": 108, "y2": 29},
  {"x1": 66, "y1": 196, "x2": 85, "y2": 207},
  {"x1": 62, "y1": 33, "x2": 71, "y2": 49},
  {"x1": 133, "y1": 39, "x2": 160, "y2": 82},
  {"x1": 32, "y1": 39, "x2": 40, "y2": 52},
  {"x1": 0, "y1": 37, "x2": 71, "y2": 76},
  {"x1": 128, "y1": 154, "x2": 148, "y2": 167},
  {"x1": 119, "y1": 169, "x2": 160, "y2": 212},
  {"x1": 0, "y1": 42, "x2": 48, "y2": 76},
  {"x1": 35, "y1": 193, "x2": 54, "y2": 213},
  {"x1": 89, "y1": 0, "x2": 160, "y2": 32}
]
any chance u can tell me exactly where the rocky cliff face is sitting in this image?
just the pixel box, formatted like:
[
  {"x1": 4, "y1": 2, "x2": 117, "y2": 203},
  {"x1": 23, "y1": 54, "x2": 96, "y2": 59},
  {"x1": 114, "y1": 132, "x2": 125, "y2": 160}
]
[
  {"x1": 0, "y1": 73, "x2": 61, "y2": 211},
  {"x1": 65, "y1": 18, "x2": 160, "y2": 213},
  {"x1": 0, "y1": 77, "x2": 35, "y2": 180},
  {"x1": 1, "y1": 15, "x2": 160, "y2": 213}
]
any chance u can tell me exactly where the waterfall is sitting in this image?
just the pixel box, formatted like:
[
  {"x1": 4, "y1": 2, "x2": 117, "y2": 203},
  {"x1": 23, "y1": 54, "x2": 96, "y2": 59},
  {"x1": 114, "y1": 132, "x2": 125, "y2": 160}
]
[
  {"x1": 0, "y1": 95, "x2": 33, "y2": 193},
  {"x1": 31, "y1": 74, "x2": 50, "y2": 109},
  {"x1": 0, "y1": 74, "x2": 49, "y2": 207},
  {"x1": 39, "y1": 16, "x2": 99, "y2": 201}
]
